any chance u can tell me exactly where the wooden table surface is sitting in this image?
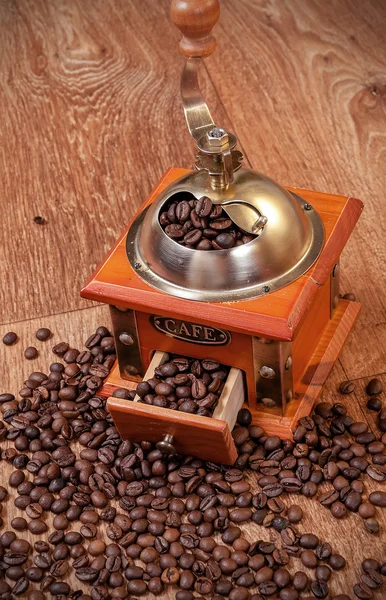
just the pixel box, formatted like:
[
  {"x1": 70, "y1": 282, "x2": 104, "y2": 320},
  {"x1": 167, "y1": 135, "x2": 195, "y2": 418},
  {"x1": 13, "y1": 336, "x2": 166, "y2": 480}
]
[{"x1": 1, "y1": 0, "x2": 386, "y2": 597}]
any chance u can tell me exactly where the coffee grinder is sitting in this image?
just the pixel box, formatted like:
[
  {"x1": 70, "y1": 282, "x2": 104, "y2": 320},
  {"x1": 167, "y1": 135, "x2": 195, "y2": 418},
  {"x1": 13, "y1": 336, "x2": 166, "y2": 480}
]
[{"x1": 81, "y1": 0, "x2": 363, "y2": 464}]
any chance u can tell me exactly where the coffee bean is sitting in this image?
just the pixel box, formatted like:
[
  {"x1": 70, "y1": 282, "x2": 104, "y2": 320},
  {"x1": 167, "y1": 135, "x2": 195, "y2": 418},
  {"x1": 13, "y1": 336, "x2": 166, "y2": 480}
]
[
  {"x1": 28, "y1": 520, "x2": 47, "y2": 535},
  {"x1": 287, "y1": 505, "x2": 303, "y2": 523},
  {"x1": 368, "y1": 491, "x2": 386, "y2": 507},
  {"x1": 215, "y1": 232, "x2": 235, "y2": 249},
  {"x1": 329, "y1": 554, "x2": 346, "y2": 570},
  {"x1": 12, "y1": 577, "x2": 29, "y2": 595},
  {"x1": 360, "y1": 569, "x2": 382, "y2": 589},
  {"x1": 36, "y1": 328, "x2": 51, "y2": 341},
  {"x1": 11, "y1": 517, "x2": 27, "y2": 531},
  {"x1": 366, "y1": 379, "x2": 382, "y2": 396},
  {"x1": 367, "y1": 465, "x2": 386, "y2": 482},
  {"x1": 195, "y1": 196, "x2": 213, "y2": 217},
  {"x1": 24, "y1": 346, "x2": 38, "y2": 360},
  {"x1": 331, "y1": 501, "x2": 347, "y2": 519},
  {"x1": 236, "y1": 408, "x2": 252, "y2": 426},
  {"x1": 3, "y1": 331, "x2": 18, "y2": 345},
  {"x1": 300, "y1": 534, "x2": 319, "y2": 549},
  {"x1": 353, "y1": 582, "x2": 373, "y2": 599},
  {"x1": 311, "y1": 580, "x2": 329, "y2": 598},
  {"x1": 367, "y1": 397, "x2": 382, "y2": 411},
  {"x1": 161, "y1": 197, "x2": 257, "y2": 248},
  {"x1": 339, "y1": 380, "x2": 356, "y2": 394},
  {"x1": 319, "y1": 489, "x2": 339, "y2": 506},
  {"x1": 364, "y1": 518, "x2": 379, "y2": 534},
  {"x1": 26, "y1": 503, "x2": 43, "y2": 519},
  {"x1": 301, "y1": 550, "x2": 318, "y2": 568}
]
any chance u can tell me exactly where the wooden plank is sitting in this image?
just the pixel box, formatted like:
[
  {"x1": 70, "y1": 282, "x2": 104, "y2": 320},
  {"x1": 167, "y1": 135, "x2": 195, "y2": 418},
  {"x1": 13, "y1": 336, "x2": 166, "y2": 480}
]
[{"x1": 0, "y1": 0, "x2": 235, "y2": 324}]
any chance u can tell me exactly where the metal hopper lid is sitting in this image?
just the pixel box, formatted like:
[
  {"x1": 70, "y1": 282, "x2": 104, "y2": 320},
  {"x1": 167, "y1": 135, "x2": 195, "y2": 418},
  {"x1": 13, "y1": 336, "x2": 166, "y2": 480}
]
[
  {"x1": 127, "y1": 168, "x2": 324, "y2": 303},
  {"x1": 126, "y1": 8, "x2": 324, "y2": 303}
]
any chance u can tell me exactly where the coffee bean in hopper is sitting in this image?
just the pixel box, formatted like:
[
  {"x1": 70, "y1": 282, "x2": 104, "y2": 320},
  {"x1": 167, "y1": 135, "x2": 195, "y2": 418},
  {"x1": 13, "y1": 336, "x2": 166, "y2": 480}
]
[{"x1": 160, "y1": 195, "x2": 258, "y2": 249}]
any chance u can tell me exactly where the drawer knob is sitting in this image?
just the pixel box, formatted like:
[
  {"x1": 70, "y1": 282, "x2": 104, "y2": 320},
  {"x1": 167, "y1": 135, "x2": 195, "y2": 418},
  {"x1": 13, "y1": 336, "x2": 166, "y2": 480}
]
[{"x1": 156, "y1": 434, "x2": 176, "y2": 454}]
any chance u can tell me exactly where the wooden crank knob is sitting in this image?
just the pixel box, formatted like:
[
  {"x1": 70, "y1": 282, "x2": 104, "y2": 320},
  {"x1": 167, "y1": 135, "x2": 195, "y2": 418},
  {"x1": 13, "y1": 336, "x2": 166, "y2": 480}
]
[{"x1": 170, "y1": 0, "x2": 220, "y2": 58}]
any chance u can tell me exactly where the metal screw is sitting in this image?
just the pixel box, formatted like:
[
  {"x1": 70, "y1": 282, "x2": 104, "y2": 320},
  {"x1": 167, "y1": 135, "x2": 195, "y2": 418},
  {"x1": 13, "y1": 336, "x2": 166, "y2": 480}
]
[
  {"x1": 119, "y1": 332, "x2": 134, "y2": 346},
  {"x1": 286, "y1": 390, "x2": 293, "y2": 402},
  {"x1": 304, "y1": 203, "x2": 312, "y2": 211},
  {"x1": 259, "y1": 365, "x2": 276, "y2": 379},
  {"x1": 208, "y1": 127, "x2": 227, "y2": 138},
  {"x1": 285, "y1": 356, "x2": 292, "y2": 370},
  {"x1": 134, "y1": 262, "x2": 141, "y2": 270},
  {"x1": 262, "y1": 285, "x2": 270, "y2": 293}
]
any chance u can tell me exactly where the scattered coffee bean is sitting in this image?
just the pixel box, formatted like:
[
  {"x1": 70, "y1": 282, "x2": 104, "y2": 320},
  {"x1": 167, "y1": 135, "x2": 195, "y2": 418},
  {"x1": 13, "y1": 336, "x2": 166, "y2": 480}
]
[
  {"x1": 2, "y1": 331, "x2": 18, "y2": 345},
  {"x1": 366, "y1": 379, "x2": 382, "y2": 396},
  {"x1": 364, "y1": 518, "x2": 379, "y2": 534},
  {"x1": 36, "y1": 328, "x2": 51, "y2": 341},
  {"x1": 339, "y1": 380, "x2": 356, "y2": 395},
  {"x1": 24, "y1": 346, "x2": 38, "y2": 360},
  {"x1": 368, "y1": 491, "x2": 386, "y2": 507},
  {"x1": 366, "y1": 396, "x2": 382, "y2": 411}
]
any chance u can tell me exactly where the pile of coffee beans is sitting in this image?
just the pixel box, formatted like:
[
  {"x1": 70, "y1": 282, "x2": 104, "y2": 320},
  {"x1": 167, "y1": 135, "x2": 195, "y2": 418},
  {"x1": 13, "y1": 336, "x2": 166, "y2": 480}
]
[
  {"x1": 159, "y1": 195, "x2": 257, "y2": 250},
  {"x1": 352, "y1": 559, "x2": 386, "y2": 599},
  {"x1": 0, "y1": 327, "x2": 386, "y2": 599},
  {"x1": 134, "y1": 356, "x2": 229, "y2": 416}
]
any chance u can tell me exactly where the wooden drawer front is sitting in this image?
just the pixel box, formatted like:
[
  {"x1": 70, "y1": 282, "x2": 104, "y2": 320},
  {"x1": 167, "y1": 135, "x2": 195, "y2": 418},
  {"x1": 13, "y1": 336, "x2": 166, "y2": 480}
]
[
  {"x1": 107, "y1": 351, "x2": 244, "y2": 465},
  {"x1": 135, "y1": 311, "x2": 255, "y2": 408}
]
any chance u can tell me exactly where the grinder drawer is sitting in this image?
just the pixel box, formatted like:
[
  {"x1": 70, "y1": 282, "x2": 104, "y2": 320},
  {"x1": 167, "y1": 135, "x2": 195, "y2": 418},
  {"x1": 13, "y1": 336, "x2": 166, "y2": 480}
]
[{"x1": 107, "y1": 351, "x2": 244, "y2": 464}]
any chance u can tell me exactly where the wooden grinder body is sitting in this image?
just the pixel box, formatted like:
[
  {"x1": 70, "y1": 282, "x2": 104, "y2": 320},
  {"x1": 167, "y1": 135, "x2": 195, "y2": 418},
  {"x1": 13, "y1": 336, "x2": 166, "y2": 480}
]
[{"x1": 81, "y1": 168, "x2": 363, "y2": 464}]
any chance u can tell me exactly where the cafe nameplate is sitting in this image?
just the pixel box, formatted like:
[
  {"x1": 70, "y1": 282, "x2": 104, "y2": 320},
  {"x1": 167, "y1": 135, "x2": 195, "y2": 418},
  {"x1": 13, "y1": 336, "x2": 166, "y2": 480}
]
[{"x1": 150, "y1": 315, "x2": 231, "y2": 346}]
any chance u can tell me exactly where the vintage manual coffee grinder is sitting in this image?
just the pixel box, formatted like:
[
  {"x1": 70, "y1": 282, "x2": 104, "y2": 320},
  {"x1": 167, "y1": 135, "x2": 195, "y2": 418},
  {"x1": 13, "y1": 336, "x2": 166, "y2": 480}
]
[{"x1": 81, "y1": 0, "x2": 363, "y2": 464}]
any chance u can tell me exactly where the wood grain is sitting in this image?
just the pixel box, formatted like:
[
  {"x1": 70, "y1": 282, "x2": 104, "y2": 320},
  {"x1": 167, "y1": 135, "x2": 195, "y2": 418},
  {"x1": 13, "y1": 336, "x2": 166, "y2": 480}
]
[
  {"x1": 0, "y1": 0, "x2": 234, "y2": 324},
  {"x1": 1, "y1": 0, "x2": 386, "y2": 597}
]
